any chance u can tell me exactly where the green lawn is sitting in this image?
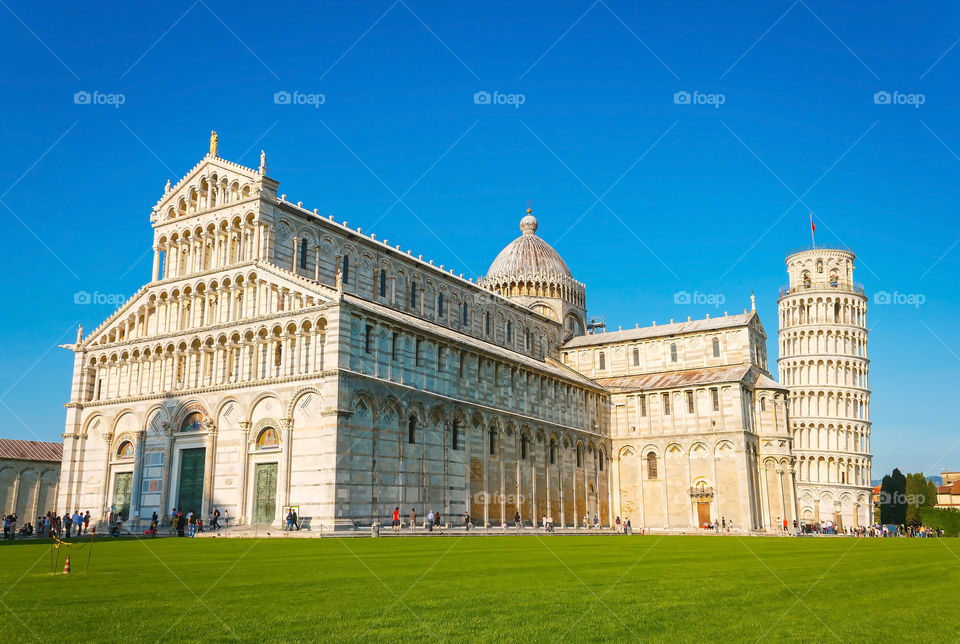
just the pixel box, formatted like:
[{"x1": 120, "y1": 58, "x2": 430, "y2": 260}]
[{"x1": 1, "y1": 534, "x2": 957, "y2": 642}]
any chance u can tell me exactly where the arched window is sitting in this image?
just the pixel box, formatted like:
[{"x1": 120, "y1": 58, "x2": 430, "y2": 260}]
[
  {"x1": 117, "y1": 441, "x2": 133, "y2": 458},
  {"x1": 830, "y1": 273, "x2": 838, "y2": 287},
  {"x1": 576, "y1": 443, "x2": 583, "y2": 468},
  {"x1": 712, "y1": 337, "x2": 720, "y2": 358},
  {"x1": 632, "y1": 348, "x2": 639, "y2": 366},
  {"x1": 299, "y1": 240, "x2": 308, "y2": 269},
  {"x1": 803, "y1": 272, "x2": 811, "y2": 288},
  {"x1": 451, "y1": 420, "x2": 461, "y2": 451},
  {"x1": 410, "y1": 281, "x2": 418, "y2": 308},
  {"x1": 341, "y1": 255, "x2": 350, "y2": 283},
  {"x1": 407, "y1": 414, "x2": 417, "y2": 444},
  {"x1": 506, "y1": 321, "x2": 513, "y2": 343},
  {"x1": 816, "y1": 259, "x2": 823, "y2": 273},
  {"x1": 437, "y1": 292, "x2": 445, "y2": 316},
  {"x1": 257, "y1": 427, "x2": 279, "y2": 449},
  {"x1": 598, "y1": 351, "x2": 606, "y2": 370},
  {"x1": 647, "y1": 452, "x2": 657, "y2": 479},
  {"x1": 599, "y1": 450, "x2": 605, "y2": 471},
  {"x1": 670, "y1": 343, "x2": 678, "y2": 362},
  {"x1": 489, "y1": 428, "x2": 497, "y2": 456},
  {"x1": 484, "y1": 312, "x2": 491, "y2": 335},
  {"x1": 521, "y1": 434, "x2": 528, "y2": 460},
  {"x1": 462, "y1": 302, "x2": 469, "y2": 326},
  {"x1": 364, "y1": 325, "x2": 373, "y2": 354},
  {"x1": 378, "y1": 270, "x2": 387, "y2": 297},
  {"x1": 549, "y1": 439, "x2": 556, "y2": 464}
]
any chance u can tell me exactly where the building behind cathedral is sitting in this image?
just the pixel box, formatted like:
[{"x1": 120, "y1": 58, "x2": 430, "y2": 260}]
[{"x1": 55, "y1": 136, "x2": 873, "y2": 531}]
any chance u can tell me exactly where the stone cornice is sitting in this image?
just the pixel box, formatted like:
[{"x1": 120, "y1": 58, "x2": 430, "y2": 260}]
[{"x1": 71, "y1": 369, "x2": 337, "y2": 411}]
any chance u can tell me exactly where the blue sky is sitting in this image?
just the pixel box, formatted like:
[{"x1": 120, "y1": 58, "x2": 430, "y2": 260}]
[{"x1": 0, "y1": 1, "x2": 957, "y2": 477}]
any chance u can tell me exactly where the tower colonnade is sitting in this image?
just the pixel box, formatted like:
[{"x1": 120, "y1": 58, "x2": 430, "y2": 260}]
[{"x1": 778, "y1": 248, "x2": 872, "y2": 528}]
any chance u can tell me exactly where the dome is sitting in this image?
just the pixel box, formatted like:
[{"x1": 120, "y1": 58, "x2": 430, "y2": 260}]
[{"x1": 485, "y1": 214, "x2": 572, "y2": 279}]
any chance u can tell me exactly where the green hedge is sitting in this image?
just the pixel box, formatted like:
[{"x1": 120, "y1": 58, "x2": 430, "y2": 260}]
[{"x1": 919, "y1": 507, "x2": 960, "y2": 536}]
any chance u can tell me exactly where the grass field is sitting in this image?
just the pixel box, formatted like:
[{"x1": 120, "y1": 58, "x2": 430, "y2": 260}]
[{"x1": 1, "y1": 534, "x2": 958, "y2": 642}]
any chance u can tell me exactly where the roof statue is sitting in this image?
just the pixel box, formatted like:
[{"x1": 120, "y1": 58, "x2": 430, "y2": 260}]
[
  {"x1": 209, "y1": 130, "x2": 218, "y2": 157},
  {"x1": 259, "y1": 149, "x2": 268, "y2": 176}
]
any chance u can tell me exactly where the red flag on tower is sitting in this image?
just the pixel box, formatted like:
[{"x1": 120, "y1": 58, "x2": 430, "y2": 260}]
[{"x1": 810, "y1": 213, "x2": 816, "y2": 247}]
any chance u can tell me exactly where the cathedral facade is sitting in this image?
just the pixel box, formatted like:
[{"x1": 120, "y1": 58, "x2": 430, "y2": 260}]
[{"x1": 55, "y1": 137, "x2": 867, "y2": 532}]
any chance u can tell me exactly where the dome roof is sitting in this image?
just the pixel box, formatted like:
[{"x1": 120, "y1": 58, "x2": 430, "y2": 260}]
[{"x1": 486, "y1": 214, "x2": 572, "y2": 279}]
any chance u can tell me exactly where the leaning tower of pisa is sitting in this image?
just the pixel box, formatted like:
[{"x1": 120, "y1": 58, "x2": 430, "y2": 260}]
[{"x1": 777, "y1": 247, "x2": 873, "y2": 529}]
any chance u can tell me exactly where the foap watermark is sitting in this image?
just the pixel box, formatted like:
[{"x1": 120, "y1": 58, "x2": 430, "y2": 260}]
[
  {"x1": 876, "y1": 491, "x2": 927, "y2": 506},
  {"x1": 673, "y1": 90, "x2": 725, "y2": 108},
  {"x1": 873, "y1": 90, "x2": 925, "y2": 108},
  {"x1": 74, "y1": 290, "x2": 126, "y2": 306},
  {"x1": 674, "y1": 290, "x2": 726, "y2": 308},
  {"x1": 473, "y1": 491, "x2": 526, "y2": 506},
  {"x1": 273, "y1": 90, "x2": 325, "y2": 108},
  {"x1": 73, "y1": 90, "x2": 125, "y2": 108},
  {"x1": 473, "y1": 90, "x2": 525, "y2": 108},
  {"x1": 874, "y1": 290, "x2": 925, "y2": 308}
]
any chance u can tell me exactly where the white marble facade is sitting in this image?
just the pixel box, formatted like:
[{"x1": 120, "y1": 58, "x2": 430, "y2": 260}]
[{"x1": 55, "y1": 136, "x2": 867, "y2": 531}]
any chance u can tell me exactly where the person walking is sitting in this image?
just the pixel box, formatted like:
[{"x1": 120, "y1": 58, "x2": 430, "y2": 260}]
[
  {"x1": 83, "y1": 511, "x2": 90, "y2": 533},
  {"x1": 292, "y1": 509, "x2": 300, "y2": 531},
  {"x1": 73, "y1": 510, "x2": 83, "y2": 535},
  {"x1": 514, "y1": 511, "x2": 522, "y2": 532},
  {"x1": 464, "y1": 511, "x2": 471, "y2": 531},
  {"x1": 63, "y1": 512, "x2": 72, "y2": 539},
  {"x1": 285, "y1": 508, "x2": 295, "y2": 531},
  {"x1": 211, "y1": 507, "x2": 221, "y2": 530},
  {"x1": 427, "y1": 510, "x2": 434, "y2": 532},
  {"x1": 409, "y1": 508, "x2": 416, "y2": 532},
  {"x1": 392, "y1": 507, "x2": 401, "y2": 533},
  {"x1": 434, "y1": 511, "x2": 442, "y2": 531}
]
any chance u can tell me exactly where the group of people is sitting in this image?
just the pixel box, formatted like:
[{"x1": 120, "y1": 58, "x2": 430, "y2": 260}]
[
  {"x1": 699, "y1": 516, "x2": 737, "y2": 533},
  {"x1": 389, "y1": 508, "x2": 448, "y2": 532},
  {"x1": 2, "y1": 510, "x2": 95, "y2": 540},
  {"x1": 285, "y1": 508, "x2": 300, "y2": 531}
]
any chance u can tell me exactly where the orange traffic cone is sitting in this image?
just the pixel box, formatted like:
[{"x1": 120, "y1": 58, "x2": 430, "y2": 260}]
[{"x1": 63, "y1": 556, "x2": 71, "y2": 574}]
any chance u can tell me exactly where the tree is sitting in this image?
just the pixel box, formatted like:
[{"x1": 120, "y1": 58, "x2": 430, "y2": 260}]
[
  {"x1": 891, "y1": 469, "x2": 907, "y2": 525},
  {"x1": 905, "y1": 472, "x2": 935, "y2": 526},
  {"x1": 880, "y1": 474, "x2": 894, "y2": 524}
]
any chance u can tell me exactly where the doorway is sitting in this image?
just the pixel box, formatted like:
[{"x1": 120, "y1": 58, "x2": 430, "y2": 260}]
[
  {"x1": 113, "y1": 472, "x2": 132, "y2": 520},
  {"x1": 697, "y1": 501, "x2": 711, "y2": 528},
  {"x1": 177, "y1": 448, "x2": 206, "y2": 515},
  {"x1": 254, "y1": 463, "x2": 278, "y2": 524}
]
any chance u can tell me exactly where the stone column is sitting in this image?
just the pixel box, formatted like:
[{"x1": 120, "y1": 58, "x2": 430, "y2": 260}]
[
  {"x1": 203, "y1": 426, "x2": 218, "y2": 516},
  {"x1": 152, "y1": 245, "x2": 160, "y2": 281},
  {"x1": 277, "y1": 418, "x2": 294, "y2": 525},
  {"x1": 127, "y1": 430, "x2": 147, "y2": 524},
  {"x1": 314, "y1": 246, "x2": 320, "y2": 281},
  {"x1": 238, "y1": 422, "x2": 251, "y2": 525}
]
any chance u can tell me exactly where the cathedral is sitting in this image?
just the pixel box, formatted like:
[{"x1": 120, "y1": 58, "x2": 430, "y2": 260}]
[{"x1": 55, "y1": 134, "x2": 873, "y2": 532}]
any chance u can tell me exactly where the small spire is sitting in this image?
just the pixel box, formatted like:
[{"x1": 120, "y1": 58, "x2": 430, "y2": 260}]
[
  {"x1": 76, "y1": 324, "x2": 83, "y2": 346},
  {"x1": 750, "y1": 291, "x2": 756, "y2": 311},
  {"x1": 164, "y1": 179, "x2": 171, "y2": 193},
  {"x1": 259, "y1": 149, "x2": 268, "y2": 175},
  {"x1": 209, "y1": 131, "x2": 218, "y2": 157}
]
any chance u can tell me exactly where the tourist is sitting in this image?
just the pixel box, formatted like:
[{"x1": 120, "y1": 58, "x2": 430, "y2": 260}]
[
  {"x1": 176, "y1": 511, "x2": 185, "y2": 537},
  {"x1": 464, "y1": 511, "x2": 470, "y2": 531},
  {"x1": 782, "y1": 518, "x2": 788, "y2": 532},
  {"x1": 409, "y1": 508, "x2": 416, "y2": 531},
  {"x1": 615, "y1": 516, "x2": 621, "y2": 533},
  {"x1": 73, "y1": 510, "x2": 83, "y2": 535},
  {"x1": 286, "y1": 508, "x2": 295, "y2": 531},
  {"x1": 514, "y1": 511, "x2": 522, "y2": 532},
  {"x1": 83, "y1": 511, "x2": 90, "y2": 533},
  {"x1": 392, "y1": 507, "x2": 401, "y2": 533},
  {"x1": 187, "y1": 511, "x2": 197, "y2": 537},
  {"x1": 224, "y1": 509, "x2": 230, "y2": 529},
  {"x1": 292, "y1": 509, "x2": 300, "y2": 531},
  {"x1": 625, "y1": 518, "x2": 632, "y2": 535},
  {"x1": 151, "y1": 511, "x2": 159, "y2": 529},
  {"x1": 427, "y1": 510, "x2": 434, "y2": 532},
  {"x1": 63, "y1": 511, "x2": 73, "y2": 538},
  {"x1": 197, "y1": 516, "x2": 204, "y2": 534},
  {"x1": 434, "y1": 511, "x2": 442, "y2": 531},
  {"x1": 211, "y1": 507, "x2": 221, "y2": 530}
]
